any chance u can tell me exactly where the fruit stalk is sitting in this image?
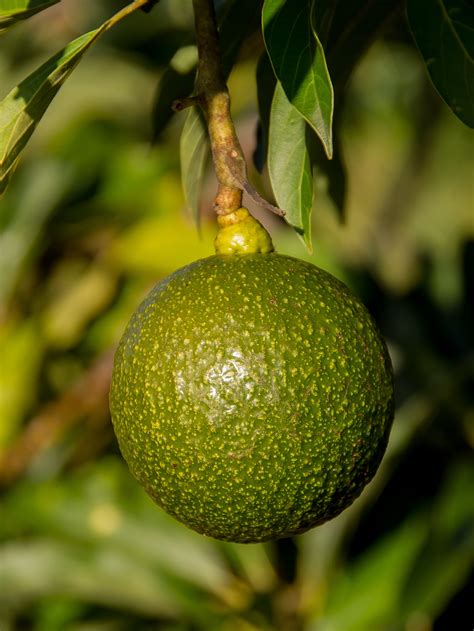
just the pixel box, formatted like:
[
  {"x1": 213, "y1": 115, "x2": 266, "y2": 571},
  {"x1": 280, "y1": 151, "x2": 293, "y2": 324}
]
[{"x1": 192, "y1": 0, "x2": 246, "y2": 215}]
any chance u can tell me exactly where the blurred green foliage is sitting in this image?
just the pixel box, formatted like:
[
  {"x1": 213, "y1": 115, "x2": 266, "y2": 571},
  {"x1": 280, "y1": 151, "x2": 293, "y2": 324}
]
[{"x1": 0, "y1": 2, "x2": 473, "y2": 630}]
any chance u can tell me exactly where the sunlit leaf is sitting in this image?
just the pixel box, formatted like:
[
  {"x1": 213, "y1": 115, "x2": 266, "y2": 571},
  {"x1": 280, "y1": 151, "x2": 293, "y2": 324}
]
[
  {"x1": 0, "y1": 29, "x2": 106, "y2": 193},
  {"x1": 0, "y1": 0, "x2": 151, "y2": 194},
  {"x1": 0, "y1": 0, "x2": 59, "y2": 31},
  {"x1": 268, "y1": 82, "x2": 313, "y2": 249},
  {"x1": 407, "y1": 0, "x2": 474, "y2": 127},
  {"x1": 262, "y1": 0, "x2": 334, "y2": 158}
]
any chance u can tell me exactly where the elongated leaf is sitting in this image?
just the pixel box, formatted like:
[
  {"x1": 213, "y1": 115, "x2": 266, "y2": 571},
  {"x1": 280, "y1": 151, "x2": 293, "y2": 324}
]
[
  {"x1": 308, "y1": 108, "x2": 347, "y2": 220},
  {"x1": 262, "y1": 0, "x2": 334, "y2": 158},
  {"x1": 0, "y1": 0, "x2": 150, "y2": 194},
  {"x1": 322, "y1": 0, "x2": 401, "y2": 91},
  {"x1": 398, "y1": 462, "x2": 474, "y2": 619},
  {"x1": 152, "y1": 64, "x2": 197, "y2": 141},
  {"x1": 268, "y1": 82, "x2": 313, "y2": 249},
  {"x1": 253, "y1": 52, "x2": 276, "y2": 172},
  {"x1": 407, "y1": 0, "x2": 474, "y2": 127},
  {"x1": 0, "y1": 0, "x2": 59, "y2": 31},
  {"x1": 318, "y1": 518, "x2": 426, "y2": 630},
  {"x1": 0, "y1": 29, "x2": 106, "y2": 193},
  {"x1": 180, "y1": 107, "x2": 210, "y2": 225},
  {"x1": 218, "y1": 0, "x2": 261, "y2": 76}
]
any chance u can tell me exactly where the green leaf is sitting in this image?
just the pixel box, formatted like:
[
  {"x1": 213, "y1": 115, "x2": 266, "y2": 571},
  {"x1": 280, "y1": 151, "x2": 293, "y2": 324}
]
[
  {"x1": 317, "y1": 0, "x2": 402, "y2": 94},
  {"x1": 253, "y1": 52, "x2": 277, "y2": 172},
  {"x1": 0, "y1": 29, "x2": 106, "y2": 193},
  {"x1": 152, "y1": 71, "x2": 196, "y2": 142},
  {"x1": 407, "y1": 0, "x2": 474, "y2": 127},
  {"x1": 0, "y1": 0, "x2": 59, "y2": 31},
  {"x1": 308, "y1": 110, "x2": 347, "y2": 220},
  {"x1": 262, "y1": 0, "x2": 334, "y2": 158},
  {"x1": 218, "y1": 0, "x2": 261, "y2": 76},
  {"x1": 318, "y1": 518, "x2": 427, "y2": 631},
  {"x1": 0, "y1": 0, "x2": 150, "y2": 194},
  {"x1": 398, "y1": 461, "x2": 474, "y2": 619},
  {"x1": 179, "y1": 107, "x2": 210, "y2": 225},
  {"x1": 268, "y1": 82, "x2": 313, "y2": 250}
]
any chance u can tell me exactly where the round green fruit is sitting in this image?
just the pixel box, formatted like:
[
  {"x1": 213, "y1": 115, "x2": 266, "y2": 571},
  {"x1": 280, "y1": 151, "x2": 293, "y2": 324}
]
[{"x1": 110, "y1": 251, "x2": 394, "y2": 543}]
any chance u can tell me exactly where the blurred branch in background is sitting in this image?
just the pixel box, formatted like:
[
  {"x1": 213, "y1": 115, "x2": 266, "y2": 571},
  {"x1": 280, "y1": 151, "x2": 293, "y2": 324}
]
[{"x1": 0, "y1": 350, "x2": 114, "y2": 487}]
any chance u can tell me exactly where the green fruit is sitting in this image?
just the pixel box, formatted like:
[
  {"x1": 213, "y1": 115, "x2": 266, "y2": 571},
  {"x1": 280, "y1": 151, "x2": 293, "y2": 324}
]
[{"x1": 110, "y1": 233, "x2": 394, "y2": 543}]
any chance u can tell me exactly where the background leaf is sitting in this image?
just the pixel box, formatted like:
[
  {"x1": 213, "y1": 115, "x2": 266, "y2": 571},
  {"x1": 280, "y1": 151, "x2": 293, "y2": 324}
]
[
  {"x1": 268, "y1": 82, "x2": 313, "y2": 249},
  {"x1": 262, "y1": 0, "x2": 334, "y2": 158},
  {"x1": 152, "y1": 47, "x2": 198, "y2": 140},
  {"x1": 407, "y1": 0, "x2": 474, "y2": 127},
  {"x1": 253, "y1": 52, "x2": 277, "y2": 173},
  {"x1": 318, "y1": 0, "x2": 402, "y2": 92},
  {"x1": 308, "y1": 109, "x2": 347, "y2": 220},
  {"x1": 179, "y1": 107, "x2": 210, "y2": 225},
  {"x1": 0, "y1": 0, "x2": 59, "y2": 31}
]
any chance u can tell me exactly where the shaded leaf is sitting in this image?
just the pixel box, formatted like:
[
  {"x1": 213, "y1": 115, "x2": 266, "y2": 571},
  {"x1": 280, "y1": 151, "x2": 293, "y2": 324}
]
[
  {"x1": 218, "y1": 0, "x2": 261, "y2": 76},
  {"x1": 176, "y1": 0, "x2": 261, "y2": 222},
  {"x1": 311, "y1": 0, "x2": 338, "y2": 48},
  {"x1": 179, "y1": 107, "x2": 210, "y2": 224},
  {"x1": 262, "y1": 0, "x2": 334, "y2": 158},
  {"x1": 407, "y1": 0, "x2": 474, "y2": 127},
  {"x1": 0, "y1": 0, "x2": 59, "y2": 31},
  {"x1": 318, "y1": 0, "x2": 402, "y2": 94},
  {"x1": 308, "y1": 109, "x2": 347, "y2": 219},
  {"x1": 0, "y1": 160, "x2": 70, "y2": 305},
  {"x1": 318, "y1": 518, "x2": 426, "y2": 631},
  {"x1": 152, "y1": 0, "x2": 260, "y2": 140},
  {"x1": 268, "y1": 82, "x2": 313, "y2": 249},
  {"x1": 152, "y1": 53, "x2": 197, "y2": 141},
  {"x1": 253, "y1": 52, "x2": 277, "y2": 172},
  {"x1": 399, "y1": 461, "x2": 474, "y2": 618}
]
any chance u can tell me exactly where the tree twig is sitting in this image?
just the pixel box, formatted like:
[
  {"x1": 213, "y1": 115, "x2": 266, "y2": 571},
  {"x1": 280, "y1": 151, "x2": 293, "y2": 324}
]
[
  {"x1": 0, "y1": 350, "x2": 114, "y2": 487},
  {"x1": 192, "y1": 0, "x2": 246, "y2": 215}
]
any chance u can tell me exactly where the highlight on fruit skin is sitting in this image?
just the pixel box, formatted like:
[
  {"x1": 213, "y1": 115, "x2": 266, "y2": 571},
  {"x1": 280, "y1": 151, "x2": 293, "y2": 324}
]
[{"x1": 109, "y1": 251, "x2": 394, "y2": 543}]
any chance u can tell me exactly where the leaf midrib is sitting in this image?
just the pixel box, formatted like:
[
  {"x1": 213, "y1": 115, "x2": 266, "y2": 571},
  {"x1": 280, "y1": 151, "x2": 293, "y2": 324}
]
[{"x1": 437, "y1": 0, "x2": 473, "y2": 62}]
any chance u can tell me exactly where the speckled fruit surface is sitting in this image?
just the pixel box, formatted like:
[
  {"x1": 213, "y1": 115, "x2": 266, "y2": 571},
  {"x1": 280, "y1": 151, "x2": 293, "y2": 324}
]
[{"x1": 110, "y1": 253, "x2": 394, "y2": 543}]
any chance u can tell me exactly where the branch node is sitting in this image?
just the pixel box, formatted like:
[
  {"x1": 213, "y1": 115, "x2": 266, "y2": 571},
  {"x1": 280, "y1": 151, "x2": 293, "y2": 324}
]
[{"x1": 171, "y1": 96, "x2": 199, "y2": 112}]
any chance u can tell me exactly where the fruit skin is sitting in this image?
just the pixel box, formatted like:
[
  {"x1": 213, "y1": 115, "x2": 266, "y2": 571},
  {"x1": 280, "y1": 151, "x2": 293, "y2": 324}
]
[{"x1": 110, "y1": 253, "x2": 394, "y2": 543}]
